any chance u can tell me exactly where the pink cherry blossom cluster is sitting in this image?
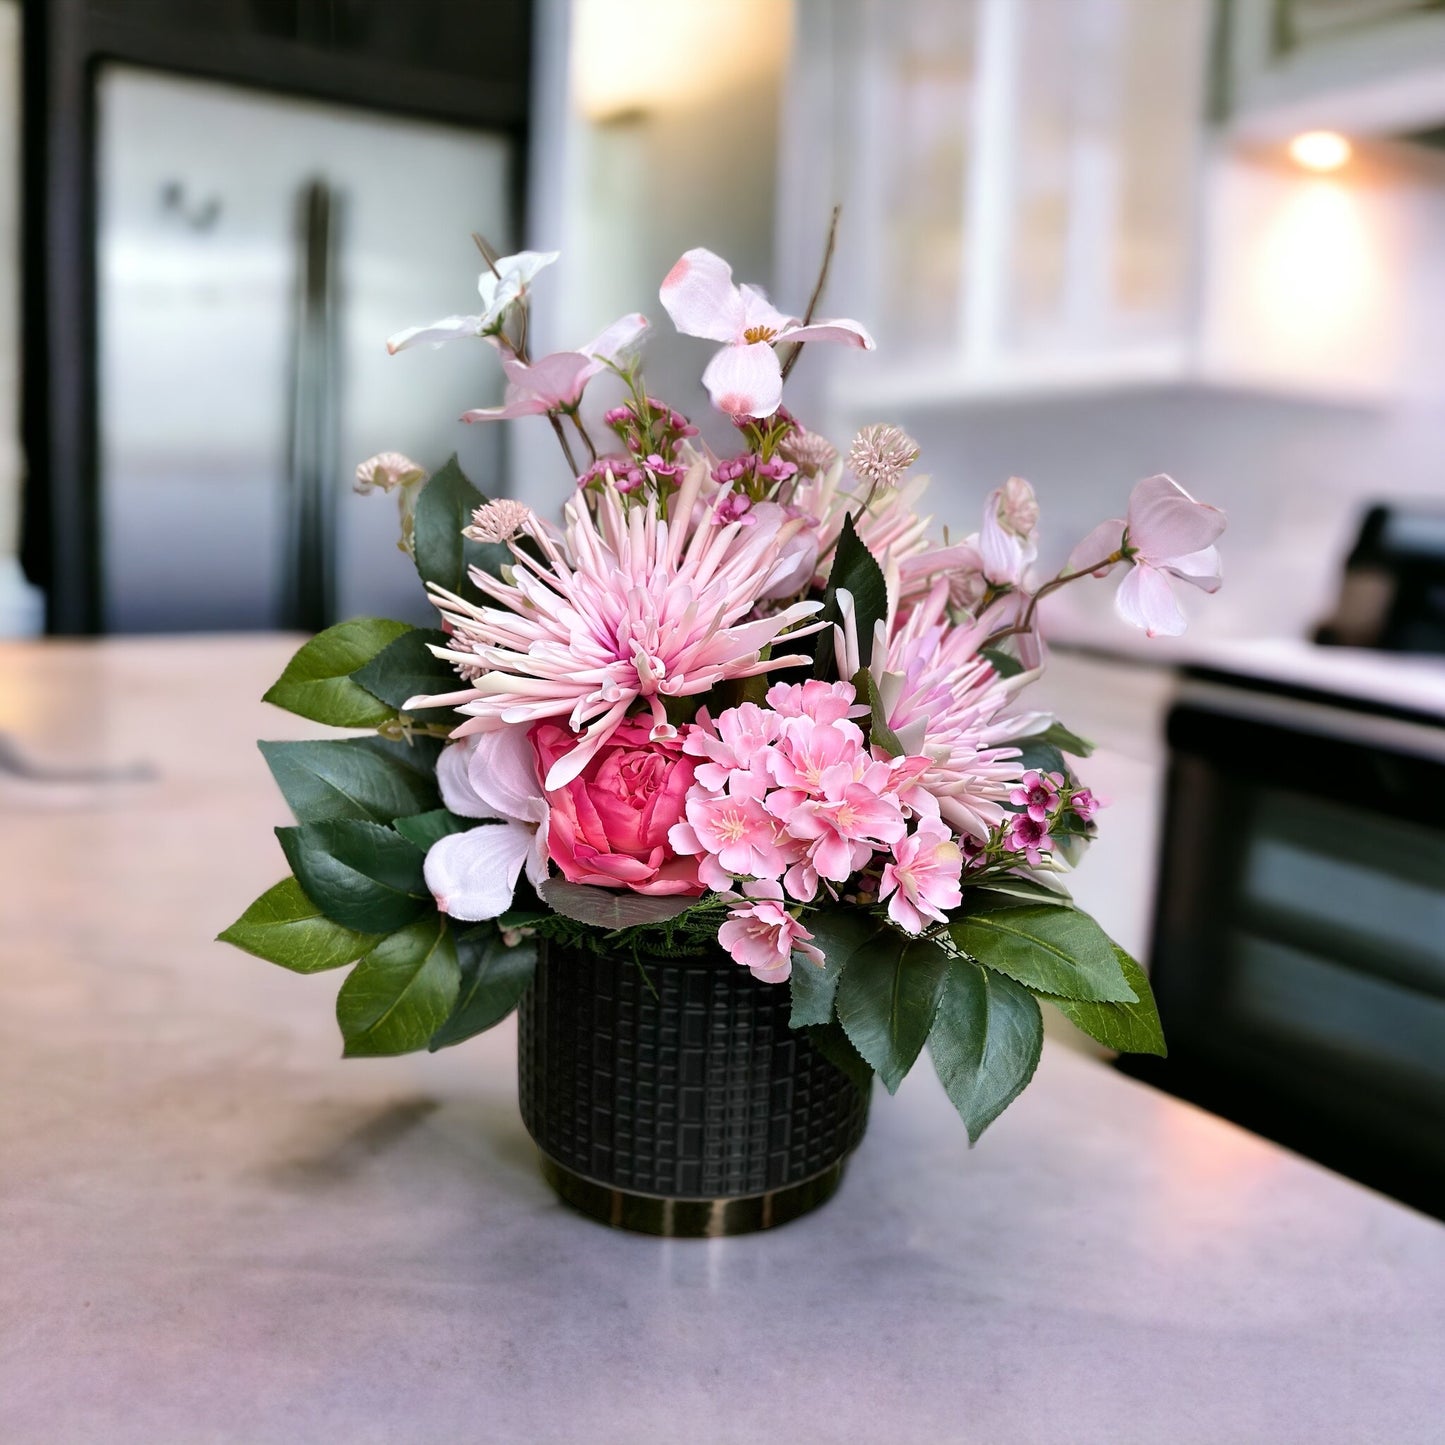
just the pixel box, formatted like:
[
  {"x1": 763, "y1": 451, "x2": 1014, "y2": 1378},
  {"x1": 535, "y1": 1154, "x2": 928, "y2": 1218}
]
[{"x1": 666, "y1": 679, "x2": 964, "y2": 979}]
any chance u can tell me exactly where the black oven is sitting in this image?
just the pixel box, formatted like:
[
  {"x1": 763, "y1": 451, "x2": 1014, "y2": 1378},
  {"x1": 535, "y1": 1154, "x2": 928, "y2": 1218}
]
[{"x1": 1124, "y1": 662, "x2": 1445, "y2": 1218}]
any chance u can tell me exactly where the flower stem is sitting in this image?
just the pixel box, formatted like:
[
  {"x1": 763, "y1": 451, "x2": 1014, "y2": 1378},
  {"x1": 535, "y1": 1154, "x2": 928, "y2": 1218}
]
[
  {"x1": 979, "y1": 552, "x2": 1124, "y2": 651},
  {"x1": 779, "y1": 204, "x2": 842, "y2": 385},
  {"x1": 548, "y1": 413, "x2": 580, "y2": 476},
  {"x1": 569, "y1": 410, "x2": 599, "y2": 464}
]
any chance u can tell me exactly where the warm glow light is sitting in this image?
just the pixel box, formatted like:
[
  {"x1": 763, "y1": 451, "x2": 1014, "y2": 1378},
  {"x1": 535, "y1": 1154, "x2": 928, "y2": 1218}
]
[{"x1": 1288, "y1": 131, "x2": 1352, "y2": 172}]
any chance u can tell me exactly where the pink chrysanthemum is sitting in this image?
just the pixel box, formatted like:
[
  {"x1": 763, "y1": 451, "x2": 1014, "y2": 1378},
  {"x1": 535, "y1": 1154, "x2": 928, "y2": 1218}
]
[
  {"x1": 872, "y1": 581, "x2": 1048, "y2": 840},
  {"x1": 408, "y1": 463, "x2": 824, "y2": 788}
]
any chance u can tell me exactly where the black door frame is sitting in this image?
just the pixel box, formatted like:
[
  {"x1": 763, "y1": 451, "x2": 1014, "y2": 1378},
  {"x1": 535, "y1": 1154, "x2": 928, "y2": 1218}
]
[{"x1": 20, "y1": 0, "x2": 532, "y2": 633}]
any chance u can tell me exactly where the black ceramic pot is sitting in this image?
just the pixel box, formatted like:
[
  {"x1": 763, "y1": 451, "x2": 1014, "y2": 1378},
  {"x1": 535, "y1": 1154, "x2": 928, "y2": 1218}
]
[{"x1": 517, "y1": 939, "x2": 871, "y2": 1236}]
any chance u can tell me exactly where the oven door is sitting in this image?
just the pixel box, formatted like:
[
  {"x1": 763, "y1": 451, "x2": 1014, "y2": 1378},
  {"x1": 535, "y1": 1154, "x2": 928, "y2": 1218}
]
[{"x1": 1131, "y1": 679, "x2": 1445, "y2": 1218}]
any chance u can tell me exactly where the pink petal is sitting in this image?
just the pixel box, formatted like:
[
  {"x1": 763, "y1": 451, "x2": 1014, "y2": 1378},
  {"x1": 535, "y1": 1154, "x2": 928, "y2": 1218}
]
[
  {"x1": 738, "y1": 283, "x2": 794, "y2": 336},
  {"x1": 1067, "y1": 519, "x2": 1126, "y2": 576},
  {"x1": 701, "y1": 341, "x2": 783, "y2": 418},
  {"x1": 979, "y1": 491, "x2": 1024, "y2": 585},
  {"x1": 1115, "y1": 562, "x2": 1186, "y2": 638},
  {"x1": 660, "y1": 248, "x2": 745, "y2": 343},
  {"x1": 781, "y1": 317, "x2": 875, "y2": 350},
  {"x1": 461, "y1": 394, "x2": 554, "y2": 422},
  {"x1": 511, "y1": 350, "x2": 601, "y2": 409},
  {"x1": 424, "y1": 822, "x2": 531, "y2": 920},
  {"x1": 467, "y1": 726, "x2": 548, "y2": 824},
  {"x1": 1125, "y1": 475, "x2": 1226, "y2": 561},
  {"x1": 582, "y1": 311, "x2": 650, "y2": 364},
  {"x1": 1162, "y1": 545, "x2": 1223, "y2": 594},
  {"x1": 386, "y1": 313, "x2": 483, "y2": 354}
]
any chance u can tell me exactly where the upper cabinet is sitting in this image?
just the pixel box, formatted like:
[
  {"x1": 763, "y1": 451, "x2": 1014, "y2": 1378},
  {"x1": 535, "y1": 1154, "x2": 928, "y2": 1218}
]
[
  {"x1": 779, "y1": 0, "x2": 1445, "y2": 412},
  {"x1": 1225, "y1": 0, "x2": 1445, "y2": 139}
]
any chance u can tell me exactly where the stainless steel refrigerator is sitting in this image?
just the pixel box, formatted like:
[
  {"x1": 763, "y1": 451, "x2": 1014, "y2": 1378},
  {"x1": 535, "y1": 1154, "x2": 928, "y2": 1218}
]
[{"x1": 96, "y1": 66, "x2": 514, "y2": 632}]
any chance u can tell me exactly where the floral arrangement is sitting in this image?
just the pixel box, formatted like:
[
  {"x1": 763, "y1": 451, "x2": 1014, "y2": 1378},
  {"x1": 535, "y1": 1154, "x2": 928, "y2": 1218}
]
[{"x1": 221, "y1": 237, "x2": 1226, "y2": 1140}]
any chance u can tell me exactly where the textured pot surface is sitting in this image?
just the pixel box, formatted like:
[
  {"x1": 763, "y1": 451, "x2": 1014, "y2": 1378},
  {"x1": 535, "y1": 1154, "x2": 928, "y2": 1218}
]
[{"x1": 517, "y1": 940, "x2": 870, "y2": 1230}]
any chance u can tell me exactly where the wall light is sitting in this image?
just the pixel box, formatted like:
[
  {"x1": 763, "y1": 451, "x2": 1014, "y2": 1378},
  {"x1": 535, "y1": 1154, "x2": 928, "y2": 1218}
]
[{"x1": 1288, "y1": 131, "x2": 1352, "y2": 173}]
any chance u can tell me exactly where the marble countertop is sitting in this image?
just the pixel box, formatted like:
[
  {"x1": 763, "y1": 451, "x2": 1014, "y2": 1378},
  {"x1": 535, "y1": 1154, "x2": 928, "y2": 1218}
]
[{"x1": 2, "y1": 636, "x2": 1442, "y2": 1445}]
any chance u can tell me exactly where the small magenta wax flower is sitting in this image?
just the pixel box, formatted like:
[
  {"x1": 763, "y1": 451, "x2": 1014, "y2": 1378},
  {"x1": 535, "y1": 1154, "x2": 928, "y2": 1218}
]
[
  {"x1": 1009, "y1": 769, "x2": 1063, "y2": 823},
  {"x1": 1006, "y1": 813, "x2": 1054, "y2": 867}
]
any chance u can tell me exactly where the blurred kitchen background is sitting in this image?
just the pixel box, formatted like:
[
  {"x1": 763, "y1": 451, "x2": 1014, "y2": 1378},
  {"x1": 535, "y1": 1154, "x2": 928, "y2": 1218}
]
[{"x1": 2, "y1": 0, "x2": 1443, "y2": 1214}]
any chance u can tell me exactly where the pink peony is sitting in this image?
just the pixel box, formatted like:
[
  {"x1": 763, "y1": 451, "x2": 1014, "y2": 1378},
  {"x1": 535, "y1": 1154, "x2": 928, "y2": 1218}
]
[
  {"x1": 717, "y1": 888, "x2": 823, "y2": 983},
  {"x1": 879, "y1": 817, "x2": 964, "y2": 934},
  {"x1": 532, "y1": 717, "x2": 703, "y2": 896}
]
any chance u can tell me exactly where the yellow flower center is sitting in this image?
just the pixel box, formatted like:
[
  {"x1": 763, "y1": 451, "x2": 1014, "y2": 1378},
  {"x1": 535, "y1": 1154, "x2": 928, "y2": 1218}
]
[{"x1": 743, "y1": 325, "x2": 778, "y2": 344}]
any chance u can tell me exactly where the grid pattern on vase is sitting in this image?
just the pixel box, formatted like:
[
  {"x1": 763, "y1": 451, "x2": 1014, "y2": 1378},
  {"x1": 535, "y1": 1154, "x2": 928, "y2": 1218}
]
[{"x1": 518, "y1": 943, "x2": 870, "y2": 1198}]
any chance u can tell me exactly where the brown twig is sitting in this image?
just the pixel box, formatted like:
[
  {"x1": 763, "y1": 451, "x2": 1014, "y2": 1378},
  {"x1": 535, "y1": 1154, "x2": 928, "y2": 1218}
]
[
  {"x1": 779, "y1": 204, "x2": 842, "y2": 384},
  {"x1": 548, "y1": 414, "x2": 581, "y2": 476},
  {"x1": 978, "y1": 552, "x2": 1124, "y2": 651}
]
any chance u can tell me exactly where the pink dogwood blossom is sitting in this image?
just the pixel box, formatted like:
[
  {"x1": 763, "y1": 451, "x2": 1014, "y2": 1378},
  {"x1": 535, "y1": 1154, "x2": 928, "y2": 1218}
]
[
  {"x1": 879, "y1": 818, "x2": 964, "y2": 934},
  {"x1": 387, "y1": 249, "x2": 560, "y2": 353},
  {"x1": 660, "y1": 248, "x2": 873, "y2": 418},
  {"x1": 1069, "y1": 474, "x2": 1226, "y2": 638},
  {"x1": 461, "y1": 313, "x2": 648, "y2": 422}
]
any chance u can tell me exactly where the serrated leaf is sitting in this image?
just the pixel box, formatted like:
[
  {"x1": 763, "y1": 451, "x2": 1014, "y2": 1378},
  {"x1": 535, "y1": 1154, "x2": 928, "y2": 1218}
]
[
  {"x1": 262, "y1": 618, "x2": 412, "y2": 725},
  {"x1": 259, "y1": 736, "x2": 441, "y2": 825},
  {"x1": 411, "y1": 456, "x2": 511, "y2": 601},
  {"x1": 351, "y1": 628, "x2": 460, "y2": 724},
  {"x1": 277, "y1": 819, "x2": 429, "y2": 934},
  {"x1": 949, "y1": 894, "x2": 1135, "y2": 1003},
  {"x1": 429, "y1": 932, "x2": 538, "y2": 1050},
  {"x1": 337, "y1": 915, "x2": 461, "y2": 1057},
  {"x1": 392, "y1": 808, "x2": 471, "y2": 851},
  {"x1": 218, "y1": 877, "x2": 379, "y2": 973},
  {"x1": 1040, "y1": 947, "x2": 1166, "y2": 1056},
  {"x1": 835, "y1": 930, "x2": 951, "y2": 1094},
  {"x1": 1035, "y1": 721, "x2": 1095, "y2": 757},
  {"x1": 791, "y1": 911, "x2": 882, "y2": 1028},
  {"x1": 814, "y1": 513, "x2": 888, "y2": 681},
  {"x1": 536, "y1": 878, "x2": 700, "y2": 929},
  {"x1": 929, "y1": 956, "x2": 1043, "y2": 1142},
  {"x1": 806, "y1": 1020, "x2": 874, "y2": 1096},
  {"x1": 850, "y1": 666, "x2": 904, "y2": 757}
]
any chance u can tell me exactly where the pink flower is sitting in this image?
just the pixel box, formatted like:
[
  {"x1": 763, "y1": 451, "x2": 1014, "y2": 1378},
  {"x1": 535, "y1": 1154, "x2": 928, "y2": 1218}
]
[
  {"x1": 773, "y1": 782, "x2": 907, "y2": 883},
  {"x1": 531, "y1": 717, "x2": 703, "y2": 896},
  {"x1": 461, "y1": 313, "x2": 648, "y2": 422},
  {"x1": 386, "y1": 249, "x2": 560, "y2": 352},
  {"x1": 423, "y1": 729, "x2": 550, "y2": 921},
  {"x1": 682, "y1": 703, "x2": 780, "y2": 791},
  {"x1": 1009, "y1": 769, "x2": 1063, "y2": 822},
  {"x1": 1071, "y1": 788, "x2": 1102, "y2": 822},
  {"x1": 660, "y1": 248, "x2": 874, "y2": 418},
  {"x1": 764, "y1": 679, "x2": 863, "y2": 725},
  {"x1": 411, "y1": 472, "x2": 826, "y2": 789},
  {"x1": 670, "y1": 778, "x2": 788, "y2": 888},
  {"x1": 879, "y1": 818, "x2": 964, "y2": 934},
  {"x1": 1006, "y1": 813, "x2": 1053, "y2": 867},
  {"x1": 1068, "y1": 475, "x2": 1226, "y2": 638},
  {"x1": 978, "y1": 477, "x2": 1039, "y2": 587},
  {"x1": 717, "y1": 889, "x2": 823, "y2": 983}
]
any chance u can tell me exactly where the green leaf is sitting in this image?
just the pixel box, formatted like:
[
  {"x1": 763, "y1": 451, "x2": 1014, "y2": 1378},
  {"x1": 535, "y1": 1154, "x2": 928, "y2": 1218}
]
[
  {"x1": 259, "y1": 736, "x2": 441, "y2": 825},
  {"x1": 948, "y1": 894, "x2": 1136, "y2": 1003},
  {"x1": 1014, "y1": 738, "x2": 1069, "y2": 779},
  {"x1": 929, "y1": 956, "x2": 1043, "y2": 1142},
  {"x1": 957, "y1": 875, "x2": 1072, "y2": 907},
  {"x1": 350, "y1": 628, "x2": 460, "y2": 725},
  {"x1": 850, "y1": 666, "x2": 904, "y2": 757},
  {"x1": 791, "y1": 911, "x2": 881, "y2": 1028},
  {"x1": 806, "y1": 1020, "x2": 874, "y2": 1096},
  {"x1": 814, "y1": 513, "x2": 888, "y2": 680},
  {"x1": 276, "y1": 819, "x2": 430, "y2": 934},
  {"x1": 980, "y1": 647, "x2": 1024, "y2": 679},
  {"x1": 835, "y1": 930, "x2": 952, "y2": 1094},
  {"x1": 536, "y1": 878, "x2": 700, "y2": 930},
  {"x1": 392, "y1": 808, "x2": 471, "y2": 851},
  {"x1": 411, "y1": 456, "x2": 512, "y2": 600},
  {"x1": 1035, "y1": 721, "x2": 1095, "y2": 757},
  {"x1": 217, "y1": 877, "x2": 380, "y2": 973},
  {"x1": 1040, "y1": 946, "x2": 1166, "y2": 1056},
  {"x1": 262, "y1": 618, "x2": 413, "y2": 725},
  {"x1": 429, "y1": 932, "x2": 538, "y2": 1050},
  {"x1": 337, "y1": 915, "x2": 461, "y2": 1057}
]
